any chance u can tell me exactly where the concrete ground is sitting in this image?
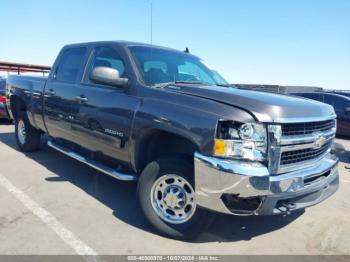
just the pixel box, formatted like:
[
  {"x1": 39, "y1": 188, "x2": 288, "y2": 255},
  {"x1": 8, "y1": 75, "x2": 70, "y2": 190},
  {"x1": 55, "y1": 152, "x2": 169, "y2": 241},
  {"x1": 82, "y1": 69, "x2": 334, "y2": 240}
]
[{"x1": 0, "y1": 121, "x2": 350, "y2": 255}]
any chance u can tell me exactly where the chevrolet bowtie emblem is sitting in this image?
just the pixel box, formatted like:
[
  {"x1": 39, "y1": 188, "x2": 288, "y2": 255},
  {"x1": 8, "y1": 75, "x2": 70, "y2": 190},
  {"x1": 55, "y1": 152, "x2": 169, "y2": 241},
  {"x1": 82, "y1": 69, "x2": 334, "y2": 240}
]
[{"x1": 313, "y1": 135, "x2": 326, "y2": 149}]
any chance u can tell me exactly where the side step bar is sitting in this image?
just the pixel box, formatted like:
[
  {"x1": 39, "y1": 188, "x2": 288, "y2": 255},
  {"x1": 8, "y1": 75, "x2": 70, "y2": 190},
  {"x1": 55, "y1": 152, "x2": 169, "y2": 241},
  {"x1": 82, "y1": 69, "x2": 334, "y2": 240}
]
[{"x1": 47, "y1": 141, "x2": 138, "y2": 181}]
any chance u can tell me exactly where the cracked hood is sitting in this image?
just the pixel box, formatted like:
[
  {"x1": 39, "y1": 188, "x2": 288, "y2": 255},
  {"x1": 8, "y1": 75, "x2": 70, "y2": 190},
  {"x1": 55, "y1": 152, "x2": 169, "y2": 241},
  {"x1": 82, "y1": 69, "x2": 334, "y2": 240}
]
[{"x1": 166, "y1": 85, "x2": 336, "y2": 123}]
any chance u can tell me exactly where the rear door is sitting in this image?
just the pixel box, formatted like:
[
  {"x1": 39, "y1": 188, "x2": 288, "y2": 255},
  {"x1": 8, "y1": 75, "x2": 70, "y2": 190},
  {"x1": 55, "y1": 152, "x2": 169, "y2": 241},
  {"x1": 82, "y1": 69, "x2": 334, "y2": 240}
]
[
  {"x1": 69, "y1": 45, "x2": 139, "y2": 163},
  {"x1": 43, "y1": 46, "x2": 89, "y2": 140}
]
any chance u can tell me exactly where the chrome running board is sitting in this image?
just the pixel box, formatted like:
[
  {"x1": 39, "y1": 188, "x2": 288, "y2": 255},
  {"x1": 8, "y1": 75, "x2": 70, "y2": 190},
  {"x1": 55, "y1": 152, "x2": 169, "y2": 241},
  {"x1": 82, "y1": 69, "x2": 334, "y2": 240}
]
[{"x1": 47, "y1": 140, "x2": 137, "y2": 181}]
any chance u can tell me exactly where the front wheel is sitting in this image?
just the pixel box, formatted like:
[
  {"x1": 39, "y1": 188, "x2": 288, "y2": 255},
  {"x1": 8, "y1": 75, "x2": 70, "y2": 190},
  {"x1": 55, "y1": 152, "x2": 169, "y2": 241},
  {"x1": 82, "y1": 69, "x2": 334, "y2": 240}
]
[{"x1": 137, "y1": 157, "x2": 214, "y2": 240}]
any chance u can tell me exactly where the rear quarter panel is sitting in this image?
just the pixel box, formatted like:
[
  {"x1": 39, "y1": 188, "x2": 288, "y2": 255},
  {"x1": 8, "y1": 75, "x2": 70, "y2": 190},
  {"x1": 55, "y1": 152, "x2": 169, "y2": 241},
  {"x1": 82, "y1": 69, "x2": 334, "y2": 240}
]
[{"x1": 8, "y1": 75, "x2": 47, "y2": 131}]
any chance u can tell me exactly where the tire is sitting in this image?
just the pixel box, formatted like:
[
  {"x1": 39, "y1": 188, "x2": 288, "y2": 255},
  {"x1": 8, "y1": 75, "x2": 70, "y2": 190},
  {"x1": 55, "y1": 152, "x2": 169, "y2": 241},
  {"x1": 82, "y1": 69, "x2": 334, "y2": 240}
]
[
  {"x1": 137, "y1": 156, "x2": 214, "y2": 240},
  {"x1": 15, "y1": 112, "x2": 41, "y2": 152}
]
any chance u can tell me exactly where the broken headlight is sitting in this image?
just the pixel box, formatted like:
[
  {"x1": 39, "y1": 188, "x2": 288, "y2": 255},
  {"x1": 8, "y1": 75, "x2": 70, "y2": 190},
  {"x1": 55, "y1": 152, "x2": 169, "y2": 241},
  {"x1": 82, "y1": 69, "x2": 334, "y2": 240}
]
[{"x1": 214, "y1": 121, "x2": 267, "y2": 161}]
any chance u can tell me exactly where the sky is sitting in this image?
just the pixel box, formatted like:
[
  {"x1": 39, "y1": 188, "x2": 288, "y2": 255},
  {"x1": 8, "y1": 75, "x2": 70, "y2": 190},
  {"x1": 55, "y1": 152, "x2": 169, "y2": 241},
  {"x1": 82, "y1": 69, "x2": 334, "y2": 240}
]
[{"x1": 0, "y1": 0, "x2": 349, "y2": 89}]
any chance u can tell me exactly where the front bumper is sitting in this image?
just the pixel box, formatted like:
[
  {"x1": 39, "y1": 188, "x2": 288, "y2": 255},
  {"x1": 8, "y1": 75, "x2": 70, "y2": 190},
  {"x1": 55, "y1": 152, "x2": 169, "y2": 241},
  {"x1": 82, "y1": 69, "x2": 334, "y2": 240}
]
[{"x1": 194, "y1": 152, "x2": 339, "y2": 215}]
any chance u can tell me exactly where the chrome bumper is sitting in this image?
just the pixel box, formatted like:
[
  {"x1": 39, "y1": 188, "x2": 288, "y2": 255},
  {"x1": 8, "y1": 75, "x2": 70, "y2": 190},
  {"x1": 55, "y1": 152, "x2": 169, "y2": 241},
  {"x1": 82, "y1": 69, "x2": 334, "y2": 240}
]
[{"x1": 194, "y1": 152, "x2": 339, "y2": 215}]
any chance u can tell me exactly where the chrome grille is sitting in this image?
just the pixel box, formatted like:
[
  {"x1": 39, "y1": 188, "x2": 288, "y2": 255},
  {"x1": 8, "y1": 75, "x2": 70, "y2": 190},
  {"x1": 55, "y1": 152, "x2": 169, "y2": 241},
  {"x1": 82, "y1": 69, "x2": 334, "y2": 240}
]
[
  {"x1": 282, "y1": 119, "x2": 335, "y2": 136},
  {"x1": 280, "y1": 141, "x2": 332, "y2": 165},
  {"x1": 268, "y1": 117, "x2": 336, "y2": 174}
]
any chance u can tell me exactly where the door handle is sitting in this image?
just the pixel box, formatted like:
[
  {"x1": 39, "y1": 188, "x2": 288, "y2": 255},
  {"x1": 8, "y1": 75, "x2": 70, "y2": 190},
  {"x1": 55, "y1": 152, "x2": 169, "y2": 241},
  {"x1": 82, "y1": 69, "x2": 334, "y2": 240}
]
[
  {"x1": 48, "y1": 89, "x2": 55, "y2": 95},
  {"x1": 75, "y1": 95, "x2": 88, "y2": 103},
  {"x1": 45, "y1": 89, "x2": 56, "y2": 97}
]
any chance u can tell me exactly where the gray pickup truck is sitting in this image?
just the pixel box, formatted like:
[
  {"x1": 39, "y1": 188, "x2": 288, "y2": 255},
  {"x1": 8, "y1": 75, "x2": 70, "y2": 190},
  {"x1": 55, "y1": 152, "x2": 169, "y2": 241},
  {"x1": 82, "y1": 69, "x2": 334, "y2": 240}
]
[{"x1": 7, "y1": 41, "x2": 339, "y2": 239}]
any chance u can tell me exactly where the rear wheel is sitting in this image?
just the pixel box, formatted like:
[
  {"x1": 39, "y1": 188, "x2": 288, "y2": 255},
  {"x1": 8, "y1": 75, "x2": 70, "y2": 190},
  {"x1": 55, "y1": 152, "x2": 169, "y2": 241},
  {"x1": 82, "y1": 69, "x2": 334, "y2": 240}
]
[
  {"x1": 137, "y1": 156, "x2": 214, "y2": 240},
  {"x1": 15, "y1": 112, "x2": 41, "y2": 152}
]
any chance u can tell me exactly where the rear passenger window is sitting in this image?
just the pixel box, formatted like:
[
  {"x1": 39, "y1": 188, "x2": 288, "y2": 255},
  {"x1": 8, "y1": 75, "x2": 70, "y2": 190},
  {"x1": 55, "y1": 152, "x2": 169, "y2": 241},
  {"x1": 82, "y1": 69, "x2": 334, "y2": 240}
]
[{"x1": 55, "y1": 47, "x2": 87, "y2": 83}]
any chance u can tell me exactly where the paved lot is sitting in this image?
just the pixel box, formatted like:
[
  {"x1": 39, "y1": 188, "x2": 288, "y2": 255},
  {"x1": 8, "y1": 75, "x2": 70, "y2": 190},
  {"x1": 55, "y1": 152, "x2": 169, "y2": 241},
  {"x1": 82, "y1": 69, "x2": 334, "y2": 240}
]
[{"x1": 0, "y1": 121, "x2": 350, "y2": 255}]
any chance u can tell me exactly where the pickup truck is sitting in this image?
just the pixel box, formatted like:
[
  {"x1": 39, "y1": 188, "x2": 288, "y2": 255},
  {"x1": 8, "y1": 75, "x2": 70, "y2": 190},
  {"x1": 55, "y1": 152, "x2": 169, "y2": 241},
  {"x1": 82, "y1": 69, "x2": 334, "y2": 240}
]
[{"x1": 7, "y1": 41, "x2": 339, "y2": 239}]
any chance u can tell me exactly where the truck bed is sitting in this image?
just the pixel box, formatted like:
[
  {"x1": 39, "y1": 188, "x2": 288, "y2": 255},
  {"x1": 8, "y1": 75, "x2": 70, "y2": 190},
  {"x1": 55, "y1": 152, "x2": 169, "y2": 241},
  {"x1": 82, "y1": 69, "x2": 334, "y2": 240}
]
[
  {"x1": 8, "y1": 75, "x2": 47, "y2": 89},
  {"x1": 7, "y1": 75, "x2": 48, "y2": 127}
]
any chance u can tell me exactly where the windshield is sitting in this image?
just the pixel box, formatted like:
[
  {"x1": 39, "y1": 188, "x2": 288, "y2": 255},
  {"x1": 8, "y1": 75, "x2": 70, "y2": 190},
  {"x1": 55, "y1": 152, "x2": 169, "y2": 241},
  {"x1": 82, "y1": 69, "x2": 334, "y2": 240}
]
[{"x1": 129, "y1": 46, "x2": 229, "y2": 87}]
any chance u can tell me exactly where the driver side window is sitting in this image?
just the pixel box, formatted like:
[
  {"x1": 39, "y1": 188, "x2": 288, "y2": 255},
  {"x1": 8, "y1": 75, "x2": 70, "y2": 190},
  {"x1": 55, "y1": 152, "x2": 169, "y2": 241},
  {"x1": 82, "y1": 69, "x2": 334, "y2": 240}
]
[{"x1": 84, "y1": 47, "x2": 125, "y2": 84}]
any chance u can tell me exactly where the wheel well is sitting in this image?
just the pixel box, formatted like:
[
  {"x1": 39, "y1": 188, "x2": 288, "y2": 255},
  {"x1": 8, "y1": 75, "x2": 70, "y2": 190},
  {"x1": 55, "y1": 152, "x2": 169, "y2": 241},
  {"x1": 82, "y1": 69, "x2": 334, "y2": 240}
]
[
  {"x1": 10, "y1": 96, "x2": 26, "y2": 119},
  {"x1": 135, "y1": 130, "x2": 199, "y2": 173}
]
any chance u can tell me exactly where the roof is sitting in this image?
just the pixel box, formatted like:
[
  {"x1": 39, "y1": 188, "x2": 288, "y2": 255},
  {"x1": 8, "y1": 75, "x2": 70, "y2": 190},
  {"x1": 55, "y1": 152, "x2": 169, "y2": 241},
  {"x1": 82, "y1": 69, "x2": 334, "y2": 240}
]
[{"x1": 63, "y1": 41, "x2": 195, "y2": 56}]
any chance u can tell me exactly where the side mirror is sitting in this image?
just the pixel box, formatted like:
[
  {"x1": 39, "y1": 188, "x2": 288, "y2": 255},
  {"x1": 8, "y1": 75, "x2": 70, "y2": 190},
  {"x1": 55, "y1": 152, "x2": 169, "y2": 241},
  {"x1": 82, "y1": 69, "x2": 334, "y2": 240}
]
[
  {"x1": 345, "y1": 107, "x2": 350, "y2": 113},
  {"x1": 90, "y1": 67, "x2": 128, "y2": 87}
]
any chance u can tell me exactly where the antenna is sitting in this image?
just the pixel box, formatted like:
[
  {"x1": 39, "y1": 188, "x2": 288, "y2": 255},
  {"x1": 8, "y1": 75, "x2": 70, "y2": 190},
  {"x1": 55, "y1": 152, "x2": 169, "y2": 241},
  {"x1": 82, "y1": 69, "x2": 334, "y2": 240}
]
[
  {"x1": 150, "y1": 2, "x2": 153, "y2": 45},
  {"x1": 149, "y1": 2, "x2": 154, "y2": 84}
]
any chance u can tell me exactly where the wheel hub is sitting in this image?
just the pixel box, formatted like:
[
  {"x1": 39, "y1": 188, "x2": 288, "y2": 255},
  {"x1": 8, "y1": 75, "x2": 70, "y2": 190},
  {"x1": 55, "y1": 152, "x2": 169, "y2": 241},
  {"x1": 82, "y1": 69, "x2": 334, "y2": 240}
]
[
  {"x1": 150, "y1": 174, "x2": 196, "y2": 224},
  {"x1": 17, "y1": 120, "x2": 26, "y2": 145},
  {"x1": 163, "y1": 185, "x2": 186, "y2": 209}
]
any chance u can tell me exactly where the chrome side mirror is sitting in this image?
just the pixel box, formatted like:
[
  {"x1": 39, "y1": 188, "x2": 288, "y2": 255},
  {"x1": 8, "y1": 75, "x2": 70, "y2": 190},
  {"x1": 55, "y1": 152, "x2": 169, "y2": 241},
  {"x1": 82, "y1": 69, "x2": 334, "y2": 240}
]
[{"x1": 90, "y1": 67, "x2": 128, "y2": 87}]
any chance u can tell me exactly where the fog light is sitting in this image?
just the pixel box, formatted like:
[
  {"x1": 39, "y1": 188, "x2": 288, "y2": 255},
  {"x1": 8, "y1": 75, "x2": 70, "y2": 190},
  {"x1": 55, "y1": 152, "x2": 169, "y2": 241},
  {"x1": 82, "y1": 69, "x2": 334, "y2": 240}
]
[{"x1": 221, "y1": 194, "x2": 263, "y2": 214}]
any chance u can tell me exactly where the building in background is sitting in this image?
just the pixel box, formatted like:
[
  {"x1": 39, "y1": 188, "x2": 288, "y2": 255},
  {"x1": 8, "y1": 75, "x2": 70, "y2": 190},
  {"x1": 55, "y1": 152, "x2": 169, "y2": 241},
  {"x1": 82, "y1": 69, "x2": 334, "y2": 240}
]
[
  {"x1": 0, "y1": 61, "x2": 51, "y2": 121},
  {"x1": 0, "y1": 61, "x2": 51, "y2": 77}
]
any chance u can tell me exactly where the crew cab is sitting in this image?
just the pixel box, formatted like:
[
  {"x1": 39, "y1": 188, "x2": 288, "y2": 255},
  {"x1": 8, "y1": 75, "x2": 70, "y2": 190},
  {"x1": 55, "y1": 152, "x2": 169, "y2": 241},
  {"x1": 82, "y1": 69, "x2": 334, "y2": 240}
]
[{"x1": 7, "y1": 41, "x2": 339, "y2": 239}]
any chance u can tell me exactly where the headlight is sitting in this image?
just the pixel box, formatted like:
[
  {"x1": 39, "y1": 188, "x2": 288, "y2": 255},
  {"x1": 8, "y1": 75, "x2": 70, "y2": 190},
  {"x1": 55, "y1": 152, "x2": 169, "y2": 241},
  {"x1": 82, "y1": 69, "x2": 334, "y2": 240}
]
[
  {"x1": 239, "y1": 123, "x2": 255, "y2": 139},
  {"x1": 214, "y1": 121, "x2": 267, "y2": 161}
]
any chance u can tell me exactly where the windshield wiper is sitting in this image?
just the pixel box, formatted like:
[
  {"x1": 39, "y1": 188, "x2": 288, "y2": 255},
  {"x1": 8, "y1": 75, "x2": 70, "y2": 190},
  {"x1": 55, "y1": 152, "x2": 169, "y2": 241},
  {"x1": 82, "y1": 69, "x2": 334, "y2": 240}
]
[
  {"x1": 153, "y1": 81, "x2": 232, "y2": 89},
  {"x1": 153, "y1": 82, "x2": 177, "y2": 88},
  {"x1": 152, "y1": 81, "x2": 210, "y2": 89},
  {"x1": 216, "y1": 83, "x2": 233, "y2": 87},
  {"x1": 174, "y1": 81, "x2": 210, "y2": 85}
]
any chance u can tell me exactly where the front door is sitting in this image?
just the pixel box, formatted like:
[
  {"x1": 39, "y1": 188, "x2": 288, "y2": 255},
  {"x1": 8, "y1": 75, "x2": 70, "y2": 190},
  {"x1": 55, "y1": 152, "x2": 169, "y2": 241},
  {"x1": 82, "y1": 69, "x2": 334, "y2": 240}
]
[{"x1": 69, "y1": 46, "x2": 139, "y2": 163}]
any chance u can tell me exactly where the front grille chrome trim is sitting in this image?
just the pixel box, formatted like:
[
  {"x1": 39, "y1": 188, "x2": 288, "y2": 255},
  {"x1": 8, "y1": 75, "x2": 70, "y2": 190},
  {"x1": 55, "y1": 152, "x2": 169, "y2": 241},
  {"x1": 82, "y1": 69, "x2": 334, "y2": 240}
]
[
  {"x1": 280, "y1": 136, "x2": 334, "y2": 151},
  {"x1": 272, "y1": 114, "x2": 336, "y2": 123},
  {"x1": 280, "y1": 128, "x2": 336, "y2": 145},
  {"x1": 277, "y1": 148, "x2": 331, "y2": 174},
  {"x1": 281, "y1": 120, "x2": 336, "y2": 136},
  {"x1": 268, "y1": 116, "x2": 336, "y2": 175}
]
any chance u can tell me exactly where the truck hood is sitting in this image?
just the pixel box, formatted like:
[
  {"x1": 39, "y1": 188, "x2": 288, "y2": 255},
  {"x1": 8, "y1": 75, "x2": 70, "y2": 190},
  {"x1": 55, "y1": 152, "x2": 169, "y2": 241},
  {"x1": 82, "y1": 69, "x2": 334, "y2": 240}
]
[{"x1": 166, "y1": 85, "x2": 336, "y2": 123}]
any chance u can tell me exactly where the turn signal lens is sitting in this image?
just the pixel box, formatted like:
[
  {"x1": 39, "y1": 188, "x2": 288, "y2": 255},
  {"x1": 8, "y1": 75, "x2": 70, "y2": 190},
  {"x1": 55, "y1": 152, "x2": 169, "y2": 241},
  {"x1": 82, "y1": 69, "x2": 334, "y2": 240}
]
[
  {"x1": 0, "y1": 96, "x2": 7, "y2": 103},
  {"x1": 214, "y1": 139, "x2": 235, "y2": 156},
  {"x1": 214, "y1": 139, "x2": 226, "y2": 156}
]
